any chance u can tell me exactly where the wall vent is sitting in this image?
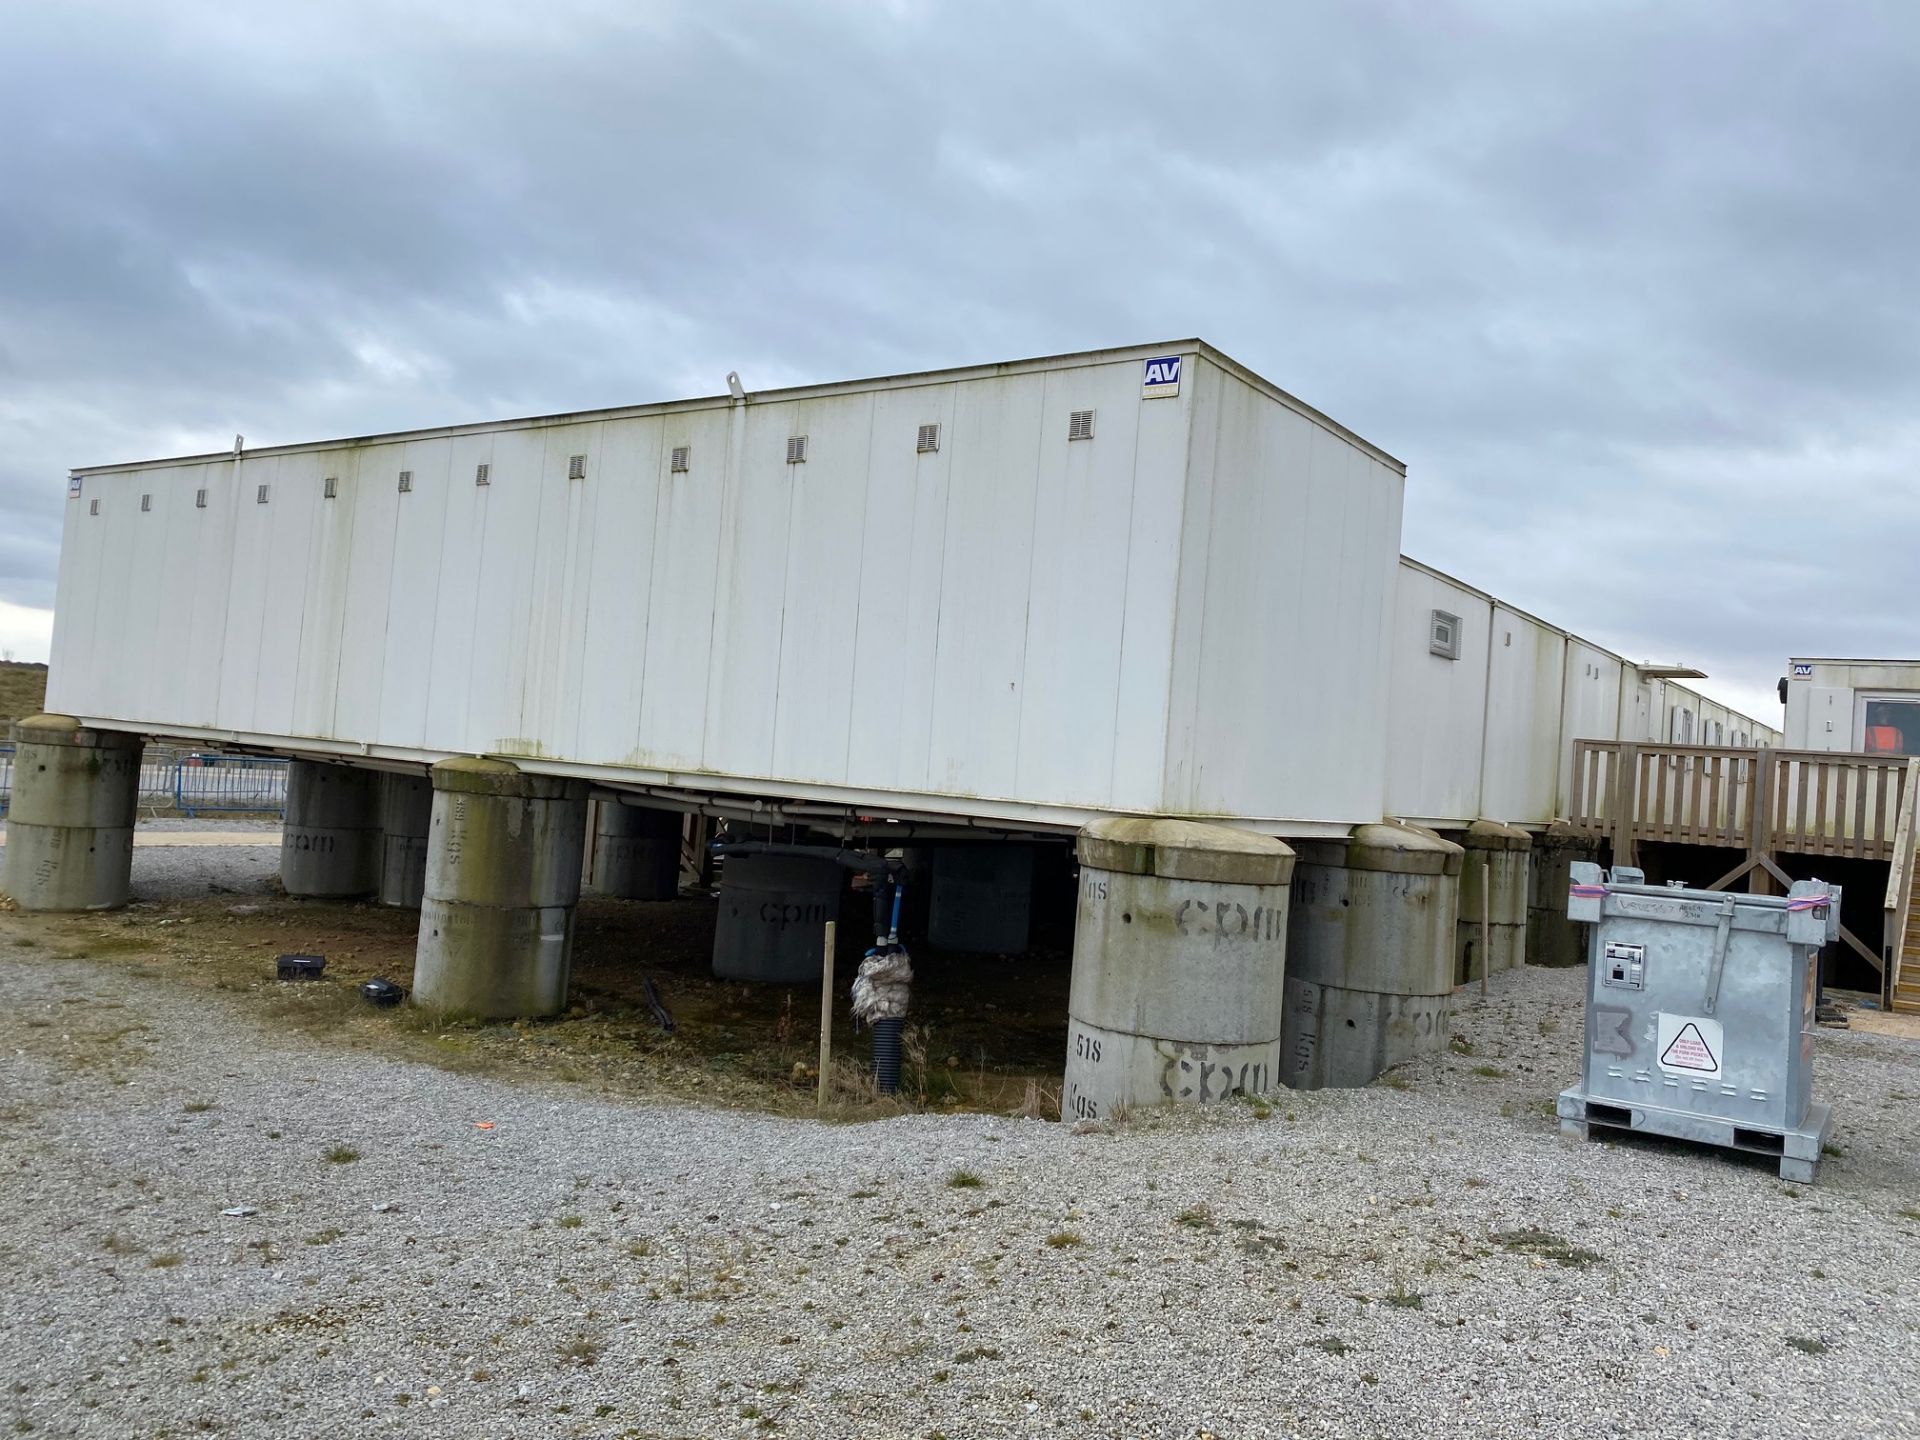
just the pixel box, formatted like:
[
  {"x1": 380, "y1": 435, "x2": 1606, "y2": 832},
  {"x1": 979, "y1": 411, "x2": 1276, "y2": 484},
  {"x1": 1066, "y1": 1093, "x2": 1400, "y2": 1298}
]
[
  {"x1": 140, "y1": 493, "x2": 152, "y2": 512},
  {"x1": 568, "y1": 454, "x2": 587, "y2": 480},
  {"x1": 89, "y1": 498, "x2": 100, "y2": 516},
  {"x1": 195, "y1": 489, "x2": 208, "y2": 509},
  {"x1": 397, "y1": 470, "x2": 413, "y2": 493},
  {"x1": 323, "y1": 476, "x2": 338, "y2": 499},
  {"x1": 916, "y1": 423, "x2": 940, "y2": 454},
  {"x1": 1429, "y1": 609, "x2": 1461, "y2": 660},
  {"x1": 256, "y1": 484, "x2": 270, "y2": 505},
  {"x1": 670, "y1": 445, "x2": 691, "y2": 473},
  {"x1": 786, "y1": 435, "x2": 808, "y2": 465},
  {"x1": 475, "y1": 462, "x2": 490, "y2": 486},
  {"x1": 1068, "y1": 409, "x2": 1096, "y2": 441}
]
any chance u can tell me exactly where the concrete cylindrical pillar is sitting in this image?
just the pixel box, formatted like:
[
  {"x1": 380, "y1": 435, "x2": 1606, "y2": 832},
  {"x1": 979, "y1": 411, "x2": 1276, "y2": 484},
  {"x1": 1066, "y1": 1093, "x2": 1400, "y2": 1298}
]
[
  {"x1": 590, "y1": 802, "x2": 682, "y2": 901},
  {"x1": 412, "y1": 758, "x2": 589, "y2": 1018},
  {"x1": 1283, "y1": 822, "x2": 1463, "y2": 1090},
  {"x1": 1457, "y1": 819, "x2": 1532, "y2": 982},
  {"x1": 377, "y1": 773, "x2": 434, "y2": 909},
  {"x1": 928, "y1": 844, "x2": 1033, "y2": 953},
  {"x1": 1527, "y1": 821, "x2": 1601, "y2": 968},
  {"x1": 1, "y1": 714, "x2": 142, "y2": 912},
  {"x1": 281, "y1": 760, "x2": 382, "y2": 898},
  {"x1": 712, "y1": 853, "x2": 843, "y2": 983},
  {"x1": 1062, "y1": 817, "x2": 1295, "y2": 1123}
]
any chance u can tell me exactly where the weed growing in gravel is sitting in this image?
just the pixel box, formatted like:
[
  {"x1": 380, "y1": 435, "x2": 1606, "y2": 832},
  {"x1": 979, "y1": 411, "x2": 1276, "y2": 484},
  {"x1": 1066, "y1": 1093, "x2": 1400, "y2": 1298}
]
[
  {"x1": 1383, "y1": 1284, "x2": 1423, "y2": 1309},
  {"x1": 1786, "y1": 1336, "x2": 1829, "y2": 1355},
  {"x1": 182, "y1": 1100, "x2": 213, "y2": 1114},
  {"x1": 946, "y1": 1170, "x2": 984, "y2": 1190},
  {"x1": 558, "y1": 1215, "x2": 584, "y2": 1229},
  {"x1": 1449, "y1": 1037, "x2": 1475, "y2": 1056},
  {"x1": 627, "y1": 1239, "x2": 655, "y2": 1258},
  {"x1": 1175, "y1": 1204, "x2": 1216, "y2": 1231},
  {"x1": 304, "y1": 1228, "x2": 344, "y2": 1247},
  {"x1": 952, "y1": 1346, "x2": 1001, "y2": 1364},
  {"x1": 1494, "y1": 1227, "x2": 1604, "y2": 1269},
  {"x1": 100, "y1": 1232, "x2": 141, "y2": 1256},
  {"x1": 1306, "y1": 1336, "x2": 1350, "y2": 1356},
  {"x1": 322, "y1": 1145, "x2": 360, "y2": 1164},
  {"x1": 1045, "y1": 1232, "x2": 1082, "y2": 1249},
  {"x1": 1896, "y1": 1207, "x2": 1920, "y2": 1223},
  {"x1": 556, "y1": 1336, "x2": 601, "y2": 1367},
  {"x1": 1470, "y1": 1064, "x2": 1509, "y2": 1079},
  {"x1": 148, "y1": 1253, "x2": 182, "y2": 1269}
]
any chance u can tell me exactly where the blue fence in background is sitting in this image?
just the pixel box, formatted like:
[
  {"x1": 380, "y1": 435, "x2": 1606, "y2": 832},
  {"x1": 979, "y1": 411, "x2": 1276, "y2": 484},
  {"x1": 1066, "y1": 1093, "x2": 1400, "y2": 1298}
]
[{"x1": 0, "y1": 746, "x2": 287, "y2": 819}]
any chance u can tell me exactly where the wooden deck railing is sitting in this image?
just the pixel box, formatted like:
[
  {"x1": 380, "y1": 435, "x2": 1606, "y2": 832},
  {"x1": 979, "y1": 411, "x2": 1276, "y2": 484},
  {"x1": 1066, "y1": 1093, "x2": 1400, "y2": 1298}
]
[{"x1": 1569, "y1": 742, "x2": 1915, "y2": 863}]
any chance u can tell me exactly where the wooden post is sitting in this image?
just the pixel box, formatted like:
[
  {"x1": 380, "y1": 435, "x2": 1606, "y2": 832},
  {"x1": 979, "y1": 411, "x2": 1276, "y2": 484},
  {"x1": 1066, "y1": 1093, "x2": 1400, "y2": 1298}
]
[
  {"x1": 1479, "y1": 859, "x2": 1491, "y2": 1000},
  {"x1": 1612, "y1": 742, "x2": 1640, "y2": 869},
  {"x1": 817, "y1": 920, "x2": 837, "y2": 1110},
  {"x1": 1749, "y1": 747, "x2": 1779, "y2": 895}
]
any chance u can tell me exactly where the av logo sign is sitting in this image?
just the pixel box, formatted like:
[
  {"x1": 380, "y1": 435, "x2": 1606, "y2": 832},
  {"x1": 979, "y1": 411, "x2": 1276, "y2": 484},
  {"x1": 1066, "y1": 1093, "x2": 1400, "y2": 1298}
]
[{"x1": 1142, "y1": 354, "x2": 1182, "y2": 398}]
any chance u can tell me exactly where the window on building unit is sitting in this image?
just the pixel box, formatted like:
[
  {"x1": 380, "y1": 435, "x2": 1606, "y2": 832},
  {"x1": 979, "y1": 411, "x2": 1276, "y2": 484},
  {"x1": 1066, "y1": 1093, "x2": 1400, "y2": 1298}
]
[{"x1": 1429, "y1": 610, "x2": 1461, "y2": 661}]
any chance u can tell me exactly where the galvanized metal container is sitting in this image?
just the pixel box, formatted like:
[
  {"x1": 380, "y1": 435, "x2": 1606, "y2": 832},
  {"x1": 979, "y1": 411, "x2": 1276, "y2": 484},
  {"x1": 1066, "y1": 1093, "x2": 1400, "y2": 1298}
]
[{"x1": 1556, "y1": 863, "x2": 1837, "y2": 1182}]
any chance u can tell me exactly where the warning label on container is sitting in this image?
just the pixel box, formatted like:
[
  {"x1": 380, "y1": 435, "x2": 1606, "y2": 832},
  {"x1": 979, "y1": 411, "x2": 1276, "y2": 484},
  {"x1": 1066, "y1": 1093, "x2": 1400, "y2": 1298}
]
[{"x1": 1656, "y1": 1013, "x2": 1723, "y2": 1076}]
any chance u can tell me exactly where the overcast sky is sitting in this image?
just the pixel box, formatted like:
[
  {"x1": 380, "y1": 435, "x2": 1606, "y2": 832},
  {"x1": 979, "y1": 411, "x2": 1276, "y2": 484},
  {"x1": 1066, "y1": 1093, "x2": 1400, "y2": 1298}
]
[{"x1": 2, "y1": 1, "x2": 1915, "y2": 717}]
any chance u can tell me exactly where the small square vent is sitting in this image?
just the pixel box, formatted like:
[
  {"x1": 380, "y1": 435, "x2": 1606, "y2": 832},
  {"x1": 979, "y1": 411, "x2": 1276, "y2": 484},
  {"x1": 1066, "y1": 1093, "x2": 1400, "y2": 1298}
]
[
  {"x1": 1429, "y1": 609, "x2": 1461, "y2": 660},
  {"x1": 670, "y1": 445, "x2": 691, "y2": 473},
  {"x1": 475, "y1": 462, "x2": 490, "y2": 486},
  {"x1": 1068, "y1": 409, "x2": 1095, "y2": 441},
  {"x1": 323, "y1": 476, "x2": 338, "y2": 499},
  {"x1": 256, "y1": 484, "x2": 270, "y2": 505},
  {"x1": 568, "y1": 454, "x2": 587, "y2": 480},
  {"x1": 916, "y1": 423, "x2": 940, "y2": 454},
  {"x1": 786, "y1": 435, "x2": 808, "y2": 465},
  {"x1": 140, "y1": 493, "x2": 152, "y2": 512},
  {"x1": 397, "y1": 470, "x2": 413, "y2": 493},
  {"x1": 195, "y1": 489, "x2": 208, "y2": 509},
  {"x1": 89, "y1": 498, "x2": 100, "y2": 516}
]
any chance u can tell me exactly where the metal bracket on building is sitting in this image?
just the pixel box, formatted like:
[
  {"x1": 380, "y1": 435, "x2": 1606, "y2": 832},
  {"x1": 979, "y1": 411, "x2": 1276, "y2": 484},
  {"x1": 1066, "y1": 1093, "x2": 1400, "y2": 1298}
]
[{"x1": 1702, "y1": 894, "x2": 1736, "y2": 1016}]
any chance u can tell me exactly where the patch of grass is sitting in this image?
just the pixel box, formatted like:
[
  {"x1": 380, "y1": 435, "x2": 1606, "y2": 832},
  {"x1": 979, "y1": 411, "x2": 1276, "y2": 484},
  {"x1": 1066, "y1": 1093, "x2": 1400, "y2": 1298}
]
[
  {"x1": 1175, "y1": 1204, "x2": 1216, "y2": 1231},
  {"x1": 1495, "y1": 1226, "x2": 1604, "y2": 1269},
  {"x1": 1895, "y1": 1207, "x2": 1920, "y2": 1223},
  {"x1": 304, "y1": 1228, "x2": 344, "y2": 1247},
  {"x1": 100, "y1": 1232, "x2": 142, "y2": 1256},
  {"x1": 322, "y1": 1145, "x2": 360, "y2": 1165},
  {"x1": 1786, "y1": 1335, "x2": 1829, "y2": 1355},
  {"x1": 558, "y1": 1215, "x2": 584, "y2": 1229},
  {"x1": 555, "y1": 1336, "x2": 601, "y2": 1367},
  {"x1": 626, "y1": 1239, "x2": 655, "y2": 1258},
  {"x1": 148, "y1": 1253, "x2": 183, "y2": 1269},
  {"x1": 1376, "y1": 1072, "x2": 1412, "y2": 1091},
  {"x1": 1470, "y1": 1064, "x2": 1509, "y2": 1079},
  {"x1": 946, "y1": 1170, "x2": 983, "y2": 1190},
  {"x1": 1045, "y1": 1231, "x2": 1082, "y2": 1249},
  {"x1": 1306, "y1": 1336, "x2": 1350, "y2": 1356},
  {"x1": 182, "y1": 1100, "x2": 214, "y2": 1114},
  {"x1": 1448, "y1": 1036, "x2": 1475, "y2": 1056},
  {"x1": 1382, "y1": 1284, "x2": 1423, "y2": 1310},
  {"x1": 952, "y1": 1346, "x2": 1001, "y2": 1364}
]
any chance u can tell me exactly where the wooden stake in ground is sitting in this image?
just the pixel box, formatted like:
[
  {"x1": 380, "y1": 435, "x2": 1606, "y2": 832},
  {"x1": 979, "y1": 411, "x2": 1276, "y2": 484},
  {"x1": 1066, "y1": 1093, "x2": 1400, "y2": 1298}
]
[
  {"x1": 1479, "y1": 858, "x2": 1491, "y2": 1000},
  {"x1": 817, "y1": 920, "x2": 836, "y2": 1109}
]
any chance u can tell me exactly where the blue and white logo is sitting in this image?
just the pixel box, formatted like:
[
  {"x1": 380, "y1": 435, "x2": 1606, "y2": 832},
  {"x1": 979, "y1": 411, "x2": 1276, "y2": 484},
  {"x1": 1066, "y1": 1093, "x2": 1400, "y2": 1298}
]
[
  {"x1": 1142, "y1": 354, "x2": 1182, "y2": 398},
  {"x1": 1792, "y1": 663, "x2": 1814, "y2": 678}
]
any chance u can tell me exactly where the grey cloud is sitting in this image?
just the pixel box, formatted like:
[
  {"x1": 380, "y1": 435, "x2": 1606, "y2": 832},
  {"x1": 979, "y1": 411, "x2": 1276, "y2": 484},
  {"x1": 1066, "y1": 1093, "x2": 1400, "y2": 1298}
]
[{"x1": 1, "y1": 0, "x2": 1915, "y2": 708}]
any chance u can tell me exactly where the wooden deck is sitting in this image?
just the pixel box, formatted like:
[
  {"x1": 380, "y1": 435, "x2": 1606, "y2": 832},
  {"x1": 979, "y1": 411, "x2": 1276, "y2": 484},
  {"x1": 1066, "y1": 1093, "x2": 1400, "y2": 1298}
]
[{"x1": 1566, "y1": 741, "x2": 1920, "y2": 1012}]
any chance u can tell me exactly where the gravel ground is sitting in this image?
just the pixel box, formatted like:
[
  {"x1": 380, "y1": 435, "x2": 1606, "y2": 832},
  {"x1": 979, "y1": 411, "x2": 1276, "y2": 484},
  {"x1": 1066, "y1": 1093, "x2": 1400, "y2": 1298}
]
[{"x1": 3, "y1": 861, "x2": 1920, "y2": 1438}]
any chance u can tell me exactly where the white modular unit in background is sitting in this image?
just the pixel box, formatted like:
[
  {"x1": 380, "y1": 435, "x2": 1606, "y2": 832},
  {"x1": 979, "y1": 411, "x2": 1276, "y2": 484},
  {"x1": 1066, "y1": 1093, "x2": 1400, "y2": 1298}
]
[
  {"x1": 1383, "y1": 561, "x2": 1491, "y2": 826},
  {"x1": 1784, "y1": 658, "x2": 1920, "y2": 756},
  {"x1": 48, "y1": 342, "x2": 1407, "y2": 836},
  {"x1": 1480, "y1": 605, "x2": 1569, "y2": 825}
]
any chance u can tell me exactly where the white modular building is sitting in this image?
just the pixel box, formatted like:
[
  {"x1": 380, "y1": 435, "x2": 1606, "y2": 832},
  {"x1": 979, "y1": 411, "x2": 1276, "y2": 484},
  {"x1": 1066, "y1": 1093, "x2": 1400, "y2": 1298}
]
[
  {"x1": 50, "y1": 342, "x2": 1405, "y2": 836},
  {"x1": 1784, "y1": 658, "x2": 1920, "y2": 756},
  {"x1": 47, "y1": 339, "x2": 1779, "y2": 838}
]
